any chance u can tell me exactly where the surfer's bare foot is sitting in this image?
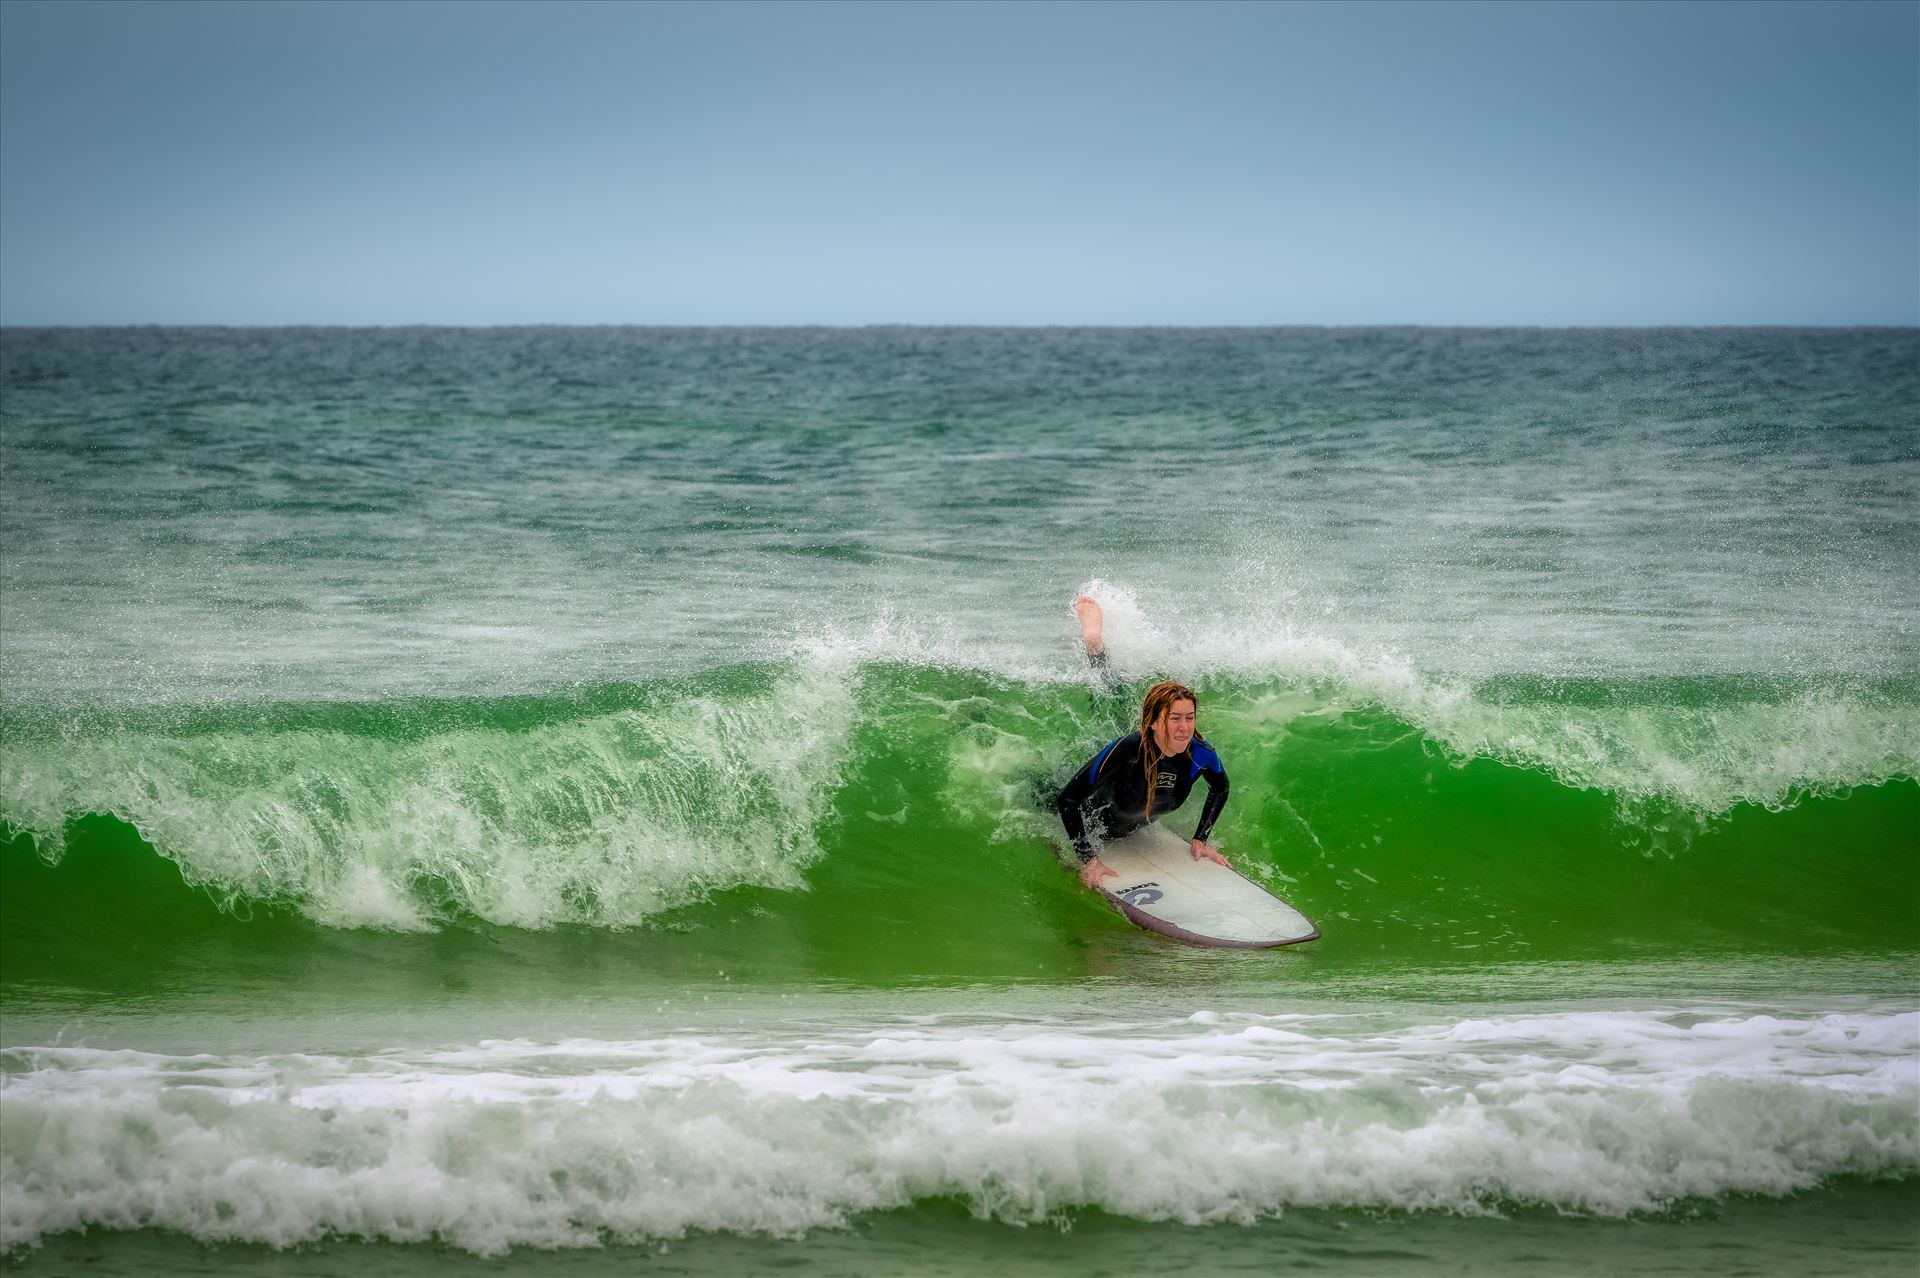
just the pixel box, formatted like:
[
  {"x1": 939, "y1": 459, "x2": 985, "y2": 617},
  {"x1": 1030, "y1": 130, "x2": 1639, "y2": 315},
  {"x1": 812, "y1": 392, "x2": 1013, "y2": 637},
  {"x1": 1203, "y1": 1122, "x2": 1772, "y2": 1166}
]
[{"x1": 1073, "y1": 595, "x2": 1105, "y2": 656}]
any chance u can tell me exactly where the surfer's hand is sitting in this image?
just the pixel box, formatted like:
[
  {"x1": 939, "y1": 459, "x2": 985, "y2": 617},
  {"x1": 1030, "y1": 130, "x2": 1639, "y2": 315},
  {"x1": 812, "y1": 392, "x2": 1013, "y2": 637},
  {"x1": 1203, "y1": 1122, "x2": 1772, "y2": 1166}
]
[
  {"x1": 1190, "y1": 839, "x2": 1228, "y2": 866},
  {"x1": 1080, "y1": 856, "x2": 1118, "y2": 889}
]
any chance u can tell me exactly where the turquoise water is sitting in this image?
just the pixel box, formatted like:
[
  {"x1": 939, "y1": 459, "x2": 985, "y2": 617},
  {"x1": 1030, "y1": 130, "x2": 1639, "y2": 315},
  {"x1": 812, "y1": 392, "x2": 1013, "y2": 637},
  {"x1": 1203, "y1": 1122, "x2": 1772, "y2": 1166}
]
[{"x1": 2, "y1": 327, "x2": 1916, "y2": 1272}]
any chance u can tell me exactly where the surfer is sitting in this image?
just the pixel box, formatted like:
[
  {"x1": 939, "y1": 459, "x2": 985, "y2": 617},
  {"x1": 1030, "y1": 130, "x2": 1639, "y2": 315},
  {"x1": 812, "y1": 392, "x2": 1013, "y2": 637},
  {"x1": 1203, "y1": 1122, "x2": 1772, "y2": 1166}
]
[{"x1": 1058, "y1": 596, "x2": 1231, "y2": 890}]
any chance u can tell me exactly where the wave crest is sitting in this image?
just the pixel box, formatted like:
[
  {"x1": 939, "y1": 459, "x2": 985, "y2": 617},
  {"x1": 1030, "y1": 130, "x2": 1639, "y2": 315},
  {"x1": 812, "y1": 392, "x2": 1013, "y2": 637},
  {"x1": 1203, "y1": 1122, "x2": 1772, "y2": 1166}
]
[{"x1": 0, "y1": 656, "x2": 860, "y2": 931}]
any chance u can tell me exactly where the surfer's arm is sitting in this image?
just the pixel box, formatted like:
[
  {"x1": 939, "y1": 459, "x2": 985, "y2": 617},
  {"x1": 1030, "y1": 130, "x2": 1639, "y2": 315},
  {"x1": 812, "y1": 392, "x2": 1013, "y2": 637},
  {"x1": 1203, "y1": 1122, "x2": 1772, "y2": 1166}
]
[
  {"x1": 1055, "y1": 736, "x2": 1128, "y2": 862},
  {"x1": 1189, "y1": 763, "x2": 1231, "y2": 866},
  {"x1": 1190, "y1": 756, "x2": 1229, "y2": 845},
  {"x1": 1054, "y1": 758, "x2": 1102, "y2": 861}
]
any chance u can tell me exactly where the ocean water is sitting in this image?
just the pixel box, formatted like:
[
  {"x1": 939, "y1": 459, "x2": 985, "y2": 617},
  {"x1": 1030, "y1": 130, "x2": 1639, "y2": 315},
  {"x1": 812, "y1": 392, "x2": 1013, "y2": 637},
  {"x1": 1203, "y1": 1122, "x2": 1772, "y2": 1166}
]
[{"x1": 1, "y1": 326, "x2": 1916, "y2": 1274}]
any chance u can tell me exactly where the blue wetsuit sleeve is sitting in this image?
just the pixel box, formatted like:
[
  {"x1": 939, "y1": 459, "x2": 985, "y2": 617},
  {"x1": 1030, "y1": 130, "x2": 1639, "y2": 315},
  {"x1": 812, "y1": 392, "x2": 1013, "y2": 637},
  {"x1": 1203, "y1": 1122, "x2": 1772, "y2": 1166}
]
[
  {"x1": 1191, "y1": 752, "x2": 1229, "y2": 845},
  {"x1": 1056, "y1": 737, "x2": 1123, "y2": 862}
]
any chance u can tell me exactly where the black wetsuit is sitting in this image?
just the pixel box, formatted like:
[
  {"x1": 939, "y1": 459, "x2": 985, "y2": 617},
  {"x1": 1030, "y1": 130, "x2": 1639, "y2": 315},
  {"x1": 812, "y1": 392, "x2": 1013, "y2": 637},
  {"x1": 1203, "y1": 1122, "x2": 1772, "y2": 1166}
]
[{"x1": 1055, "y1": 730, "x2": 1229, "y2": 863}]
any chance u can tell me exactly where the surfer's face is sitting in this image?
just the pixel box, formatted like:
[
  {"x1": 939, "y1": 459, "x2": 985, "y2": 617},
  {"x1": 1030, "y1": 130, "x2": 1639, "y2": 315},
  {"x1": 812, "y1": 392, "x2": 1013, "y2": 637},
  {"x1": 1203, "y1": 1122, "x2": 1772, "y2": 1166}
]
[{"x1": 1151, "y1": 699, "x2": 1196, "y2": 754}]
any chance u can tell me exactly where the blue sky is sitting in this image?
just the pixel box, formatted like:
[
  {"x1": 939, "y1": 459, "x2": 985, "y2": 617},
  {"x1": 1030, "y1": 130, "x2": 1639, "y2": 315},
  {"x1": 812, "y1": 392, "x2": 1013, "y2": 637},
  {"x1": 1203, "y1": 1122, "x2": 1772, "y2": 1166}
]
[{"x1": 1, "y1": 0, "x2": 1913, "y2": 326}]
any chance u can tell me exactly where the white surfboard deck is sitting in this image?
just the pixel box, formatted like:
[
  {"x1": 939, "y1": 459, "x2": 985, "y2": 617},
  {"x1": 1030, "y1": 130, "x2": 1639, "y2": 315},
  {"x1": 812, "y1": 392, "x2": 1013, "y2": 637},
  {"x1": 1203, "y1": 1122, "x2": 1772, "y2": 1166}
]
[{"x1": 1092, "y1": 824, "x2": 1319, "y2": 948}]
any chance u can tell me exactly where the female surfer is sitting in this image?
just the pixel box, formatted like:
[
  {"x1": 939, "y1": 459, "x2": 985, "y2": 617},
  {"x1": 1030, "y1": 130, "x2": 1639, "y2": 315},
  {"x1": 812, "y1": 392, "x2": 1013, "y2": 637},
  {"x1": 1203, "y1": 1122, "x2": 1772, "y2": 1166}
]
[{"x1": 1056, "y1": 596, "x2": 1231, "y2": 890}]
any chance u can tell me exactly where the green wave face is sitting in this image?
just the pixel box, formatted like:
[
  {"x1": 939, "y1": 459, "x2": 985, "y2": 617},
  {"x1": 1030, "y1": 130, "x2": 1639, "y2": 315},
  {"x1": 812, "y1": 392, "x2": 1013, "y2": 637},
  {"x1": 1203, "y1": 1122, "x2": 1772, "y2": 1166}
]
[{"x1": 4, "y1": 658, "x2": 1917, "y2": 995}]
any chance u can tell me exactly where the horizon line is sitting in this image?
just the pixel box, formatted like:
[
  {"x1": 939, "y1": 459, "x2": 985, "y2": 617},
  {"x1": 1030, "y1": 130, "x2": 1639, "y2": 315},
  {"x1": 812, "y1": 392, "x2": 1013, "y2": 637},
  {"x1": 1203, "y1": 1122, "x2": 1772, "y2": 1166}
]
[{"x1": 4, "y1": 321, "x2": 1917, "y2": 333}]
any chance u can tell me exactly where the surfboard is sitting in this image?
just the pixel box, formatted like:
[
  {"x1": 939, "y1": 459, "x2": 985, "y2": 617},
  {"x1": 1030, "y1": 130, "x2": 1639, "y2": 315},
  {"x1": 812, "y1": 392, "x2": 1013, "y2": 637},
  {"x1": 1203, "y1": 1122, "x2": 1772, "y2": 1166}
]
[{"x1": 1091, "y1": 823, "x2": 1319, "y2": 948}]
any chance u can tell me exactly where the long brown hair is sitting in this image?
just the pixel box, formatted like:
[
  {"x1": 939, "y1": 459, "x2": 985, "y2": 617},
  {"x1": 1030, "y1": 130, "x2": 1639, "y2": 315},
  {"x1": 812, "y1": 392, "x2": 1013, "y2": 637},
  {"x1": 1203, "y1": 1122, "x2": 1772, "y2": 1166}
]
[{"x1": 1138, "y1": 680, "x2": 1197, "y2": 821}]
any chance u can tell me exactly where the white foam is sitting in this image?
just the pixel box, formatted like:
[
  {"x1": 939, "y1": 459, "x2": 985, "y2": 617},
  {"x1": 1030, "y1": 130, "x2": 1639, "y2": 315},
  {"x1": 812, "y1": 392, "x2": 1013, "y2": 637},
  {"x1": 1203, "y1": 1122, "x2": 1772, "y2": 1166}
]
[
  {"x1": 828, "y1": 578, "x2": 1916, "y2": 818},
  {"x1": 3, "y1": 1005, "x2": 1913, "y2": 1254},
  {"x1": 1049, "y1": 581, "x2": 1920, "y2": 816},
  {"x1": 0, "y1": 653, "x2": 861, "y2": 931}
]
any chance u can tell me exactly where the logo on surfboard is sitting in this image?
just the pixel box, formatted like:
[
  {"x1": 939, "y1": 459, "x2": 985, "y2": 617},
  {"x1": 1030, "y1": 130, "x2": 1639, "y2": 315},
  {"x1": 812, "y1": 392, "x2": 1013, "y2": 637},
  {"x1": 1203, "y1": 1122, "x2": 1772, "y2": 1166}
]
[{"x1": 1117, "y1": 881, "x2": 1163, "y2": 906}]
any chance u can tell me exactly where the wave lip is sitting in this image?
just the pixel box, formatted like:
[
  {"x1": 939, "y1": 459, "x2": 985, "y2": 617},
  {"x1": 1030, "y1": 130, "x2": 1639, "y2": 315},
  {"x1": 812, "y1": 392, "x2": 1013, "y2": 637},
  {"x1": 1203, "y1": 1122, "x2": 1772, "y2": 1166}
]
[
  {"x1": 1069, "y1": 580, "x2": 1920, "y2": 817},
  {"x1": 3, "y1": 1007, "x2": 1914, "y2": 1254}
]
